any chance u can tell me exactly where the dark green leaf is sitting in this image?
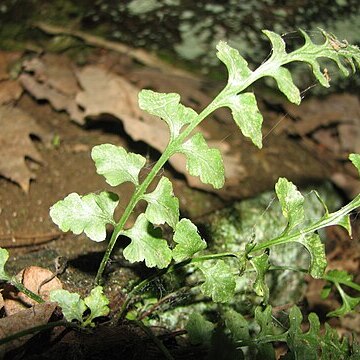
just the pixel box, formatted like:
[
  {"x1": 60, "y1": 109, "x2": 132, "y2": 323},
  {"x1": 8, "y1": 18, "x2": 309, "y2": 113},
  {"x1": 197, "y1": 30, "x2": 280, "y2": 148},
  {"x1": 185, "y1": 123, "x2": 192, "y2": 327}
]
[
  {"x1": 50, "y1": 191, "x2": 119, "y2": 242},
  {"x1": 185, "y1": 313, "x2": 214, "y2": 345},
  {"x1": 223, "y1": 308, "x2": 250, "y2": 342},
  {"x1": 286, "y1": 307, "x2": 320, "y2": 360},
  {"x1": 327, "y1": 289, "x2": 360, "y2": 317}
]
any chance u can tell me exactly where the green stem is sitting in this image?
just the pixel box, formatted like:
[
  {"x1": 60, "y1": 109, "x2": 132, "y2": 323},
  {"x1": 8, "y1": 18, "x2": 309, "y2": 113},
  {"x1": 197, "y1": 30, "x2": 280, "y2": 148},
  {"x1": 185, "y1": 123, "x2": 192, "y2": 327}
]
[
  {"x1": 250, "y1": 194, "x2": 360, "y2": 253},
  {"x1": 10, "y1": 277, "x2": 44, "y2": 304},
  {"x1": 95, "y1": 90, "x2": 229, "y2": 284}
]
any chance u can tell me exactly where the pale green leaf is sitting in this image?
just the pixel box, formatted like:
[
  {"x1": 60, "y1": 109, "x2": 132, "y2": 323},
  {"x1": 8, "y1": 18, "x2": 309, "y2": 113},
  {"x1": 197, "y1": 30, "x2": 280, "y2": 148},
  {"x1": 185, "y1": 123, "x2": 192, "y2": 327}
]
[
  {"x1": 91, "y1": 144, "x2": 146, "y2": 186},
  {"x1": 50, "y1": 192, "x2": 119, "y2": 242},
  {"x1": 216, "y1": 41, "x2": 253, "y2": 87},
  {"x1": 334, "y1": 214, "x2": 352, "y2": 237},
  {"x1": 172, "y1": 218, "x2": 207, "y2": 262},
  {"x1": 250, "y1": 252, "x2": 270, "y2": 303},
  {"x1": 0, "y1": 248, "x2": 10, "y2": 281},
  {"x1": 198, "y1": 260, "x2": 236, "y2": 303},
  {"x1": 220, "y1": 93, "x2": 263, "y2": 148},
  {"x1": 275, "y1": 177, "x2": 304, "y2": 232},
  {"x1": 122, "y1": 214, "x2": 172, "y2": 268},
  {"x1": 296, "y1": 234, "x2": 327, "y2": 278},
  {"x1": 185, "y1": 313, "x2": 214, "y2": 345},
  {"x1": 223, "y1": 308, "x2": 250, "y2": 342},
  {"x1": 50, "y1": 289, "x2": 86, "y2": 323},
  {"x1": 179, "y1": 132, "x2": 225, "y2": 189},
  {"x1": 349, "y1": 153, "x2": 360, "y2": 176},
  {"x1": 142, "y1": 177, "x2": 179, "y2": 229},
  {"x1": 265, "y1": 67, "x2": 301, "y2": 104},
  {"x1": 138, "y1": 90, "x2": 197, "y2": 137},
  {"x1": 84, "y1": 286, "x2": 110, "y2": 324}
]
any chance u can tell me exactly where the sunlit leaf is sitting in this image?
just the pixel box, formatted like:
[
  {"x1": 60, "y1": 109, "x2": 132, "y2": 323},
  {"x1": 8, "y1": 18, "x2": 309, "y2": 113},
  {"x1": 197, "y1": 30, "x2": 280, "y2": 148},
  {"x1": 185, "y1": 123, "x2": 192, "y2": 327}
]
[
  {"x1": 138, "y1": 90, "x2": 197, "y2": 137},
  {"x1": 50, "y1": 289, "x2": 86, "y2": 323},
  {"x1": 185, "y1": 313, "x2": 214, "y2": 345},
  {"x1": 91, "y1": 144, "x2": 146, "y2": 186},
  {"x1": 198, "y1": 260, "x2": 236, "y2": 303},
  {"x1": 296, "y1": 233, "x2": 327, "y2": 278},
  {"x1": 84, "y1": 286, "x2": 110, "y2": 325},
  {"x1": 179, "y1": 132, "x2": 225, "y2": 188},
  {"x1": 50, "y1": 191, "x2": 119, "y2": 242},
  {"x1": 0, "y1": 248, "x2": 10, "y2": 281},
  {"x1": 349, "y1": 153, "x2": 360, "y2": 175},
  {"x1": 216, "y1": 41, "x2": 253, "y2": 87},
  {"x1": 250, "y1": 253, "x2": 270, "y2": 303},
  {"x1": 220, "y1": 93, "x2": 263, "y2": 148},
  {"x1": 265, "y1": 67, "x2": 301, "y2": 104},
  {"x1": 275, "y1": 177, "x2": 304, "y2": 232},
  {"x1": 122, "y1": 214, "x2": 172, "y2": 268},
  {"x1": 142, "y1": 177, "x2": 179, "y2": 229},
  {"x1": 172, "y1": 219, "x2": 207, "y2": 262}
]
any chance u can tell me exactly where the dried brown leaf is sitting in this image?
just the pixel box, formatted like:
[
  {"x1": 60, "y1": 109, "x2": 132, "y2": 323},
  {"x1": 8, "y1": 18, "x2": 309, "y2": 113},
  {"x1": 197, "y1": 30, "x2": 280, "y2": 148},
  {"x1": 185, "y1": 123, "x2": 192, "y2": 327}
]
[
  {"x1": 0, "y1": 106, "x2": 46, "y2": 192},
  {"x1": 0, "y1": 302, "x2": 56, "y2": 355},
  {"x1": 20, "y1": 55, "x2": 84, "y2": 124},
  {"x1": 0, "y1": 79, "x2": 23, "y2": 105},
  {"x1": 3, "y1": 266, "x2": 62, "y2": 316},
  {"x1": 0, "y1": 51, "x2": 22, "y2": 81}
]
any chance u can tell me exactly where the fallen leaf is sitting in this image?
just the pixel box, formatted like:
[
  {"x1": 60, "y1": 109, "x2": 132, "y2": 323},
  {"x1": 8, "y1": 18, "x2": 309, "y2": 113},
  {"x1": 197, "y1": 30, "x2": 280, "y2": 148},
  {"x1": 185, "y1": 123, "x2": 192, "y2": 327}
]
[
  {"x1": 0, "y1": 51, "x2": 22, "y2": 81},
  {"x1": 0, "y1": 79, "x2": 23, "y2": 105},
  {"x1": 0, "y1": 302, "x2": 57, "y2": 355},
  {"x1": 284, "y1": 94, "x2": 360, "y2": 157},
  {"x1": 20, "y1": 55, "x2": 84, "y2": 124},
  {"x1": 3, "y1": 266, "x2": 63, "y2": 316},
  {"x1": 0, "y1": 106, "x2": 47, "y2": 192}
]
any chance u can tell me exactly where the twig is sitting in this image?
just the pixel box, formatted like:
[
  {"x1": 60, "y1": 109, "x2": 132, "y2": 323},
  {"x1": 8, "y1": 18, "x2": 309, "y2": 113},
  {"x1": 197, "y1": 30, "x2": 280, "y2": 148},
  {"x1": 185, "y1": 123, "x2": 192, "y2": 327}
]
[
  {"x1": 34, "y1": 22, "x2": 197, "y2": 80},
  {"x1": 0, "y1": 232, "x2": 62, "y2": 248}
]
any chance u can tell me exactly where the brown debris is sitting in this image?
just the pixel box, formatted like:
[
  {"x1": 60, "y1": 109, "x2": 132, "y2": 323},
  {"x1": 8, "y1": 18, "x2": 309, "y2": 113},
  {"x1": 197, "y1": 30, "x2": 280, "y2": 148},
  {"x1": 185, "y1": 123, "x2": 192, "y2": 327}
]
[{"x1": 0, "y1": 106, "x2": 48, "y2": 192}]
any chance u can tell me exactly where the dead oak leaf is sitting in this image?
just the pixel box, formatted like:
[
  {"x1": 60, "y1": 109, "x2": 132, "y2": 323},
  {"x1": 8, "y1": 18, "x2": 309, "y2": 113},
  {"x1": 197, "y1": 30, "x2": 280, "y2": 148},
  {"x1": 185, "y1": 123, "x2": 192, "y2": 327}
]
[{"x1": 0, "y1": 106, "x2": 46, "y2": 192}]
